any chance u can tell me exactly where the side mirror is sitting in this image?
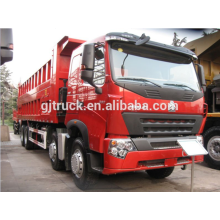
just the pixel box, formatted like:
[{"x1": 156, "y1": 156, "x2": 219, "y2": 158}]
[
  {"x1": 81, "y1": 44, "x2": 102, "y2": 94},
  {"x1": 0, "y1": 28, "x2": 13, "y2": 65},
  {"x1": 195, "y1": 64, "x2": 206, "y2": 92},
  {"x1": 82, "y1": 44, "x2": 95, "y2": 70},
  {"x1": 81, "y1": 70, "x2": 102, "y2": 94},
  {"x1": 81, "y1": 70, "x2": 95, "y2": 86}
]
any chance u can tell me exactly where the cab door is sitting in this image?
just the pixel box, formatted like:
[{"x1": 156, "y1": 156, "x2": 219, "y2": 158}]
[
  {"x1": 77, "y1": 45, "x2": 108, "y2": 153},
  {"x1": 66, "y1": 54, "x2": 82, "y2": 117}
]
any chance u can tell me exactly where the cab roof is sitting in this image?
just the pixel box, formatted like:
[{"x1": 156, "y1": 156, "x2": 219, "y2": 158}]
[{"x1": 105, "y1": 32, "x2": 196, "y2": 58}]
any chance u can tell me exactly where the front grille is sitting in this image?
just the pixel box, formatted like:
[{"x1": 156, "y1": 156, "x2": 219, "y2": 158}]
[
  {"x1": 140, "y1": 119, "x2": 195, "y2": 124},
  {"x1": 144, "y1": 127, "x2": 192, "y2": 133},
  {"x1": 141, "y1": 117, "x2": 195, "y2": 134},
  {"x1": 122, "y1": 113, "x2": 203, "y2": 135}
]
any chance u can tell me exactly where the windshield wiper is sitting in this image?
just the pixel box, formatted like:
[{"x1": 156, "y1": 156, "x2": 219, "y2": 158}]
[
  {"x1": 163, "y1": 83, "x2": 196, "y2": 92},
  {"x1": 121, "y1": 54, "x2": 128, "y2": 77},
  {"x1": 117, "y1": 77, "x2": 162, "y2": 87}
]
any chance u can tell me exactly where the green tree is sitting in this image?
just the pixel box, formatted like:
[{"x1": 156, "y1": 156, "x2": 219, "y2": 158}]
[
  {"x1": 0, "y1": 64, "x2": 17, "y2": 124},
  {"x1": 0, "y1": 64, "x2": 12, "y2": 95}
]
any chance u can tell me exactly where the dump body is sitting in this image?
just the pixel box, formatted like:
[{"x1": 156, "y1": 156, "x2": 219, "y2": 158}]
[
  {"x1": 185, "y1": 31, "x2": 220, "y2": 169},
  {"x1": 17, "y1": 37, "x2": 85, "y2": 123}
]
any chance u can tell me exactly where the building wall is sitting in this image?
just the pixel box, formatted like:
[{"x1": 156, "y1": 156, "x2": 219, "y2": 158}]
[{"x1": 185, "y1": 32, "x2": 220, "y2": 86}]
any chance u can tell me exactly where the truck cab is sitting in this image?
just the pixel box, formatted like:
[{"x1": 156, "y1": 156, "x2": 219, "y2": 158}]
[{"x1": 64, "y1": 32, "x2": 207, "y2": 188}]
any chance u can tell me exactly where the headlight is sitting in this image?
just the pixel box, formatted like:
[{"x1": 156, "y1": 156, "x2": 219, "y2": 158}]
[
  {"x1": 196, "y1": 135, "x2": 204, "y2": 146},
  {"x1": 108, "y1": 139, "x2": 137, "y2": 159}
]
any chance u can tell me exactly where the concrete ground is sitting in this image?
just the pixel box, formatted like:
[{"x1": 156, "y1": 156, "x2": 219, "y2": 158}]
[{"x1": 1, "y1": 133, "x2": 220, "y2": 192}]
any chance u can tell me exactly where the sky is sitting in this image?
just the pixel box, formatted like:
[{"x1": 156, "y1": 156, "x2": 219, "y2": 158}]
[
  {"x1": 4, "y1": 27, "x2": 214, "y2": 87},
  {"x1": 1, "y1": 0, "x2": 218, "y2": 87}
]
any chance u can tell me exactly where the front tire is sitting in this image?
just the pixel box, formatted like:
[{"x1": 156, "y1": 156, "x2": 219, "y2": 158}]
[
  {"x1": 146, "y1": 167, "x2": 174, "y2": 179},
  {"x1": 71, "y1": 138, "x2": 97, "y2": 190},
  {"x1": 49, "y1": 132, "x2": 65, "y2": 170},
  {"x1": 203, "y1": 126, "x2": 220, "y2": 169}
]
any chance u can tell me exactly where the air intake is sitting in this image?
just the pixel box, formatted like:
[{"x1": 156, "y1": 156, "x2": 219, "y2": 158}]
[
  {"x1": 182, "y1": 94, "x2": 194, "y2": 101},
  {"x1": 145, "y1": 89, "x2": 161, "y2": 98},
  {"x1": 151, "y1": 141, "x2": 181, "y2": 150},
  {"x1": 139, "y1": 159, "x2": 165, "y2": 168}
]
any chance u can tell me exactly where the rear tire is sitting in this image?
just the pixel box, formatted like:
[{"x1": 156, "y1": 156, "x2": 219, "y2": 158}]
[
  {"x1": 24, "y1": 126, "x2": 33, "y2": 150},
  {"x1": 13, "y1": 122, "x2": 17, "y2": 134},
  {"x1": 71, "y1": 138, "x2": 98, "y2": 190},
  {"x1": 20, "y1": 125, "x2": 25, "y2": 147},
  {"x1": 146, "y1": 167, "x2": 174, "y2": 179},
  {"x1": 49, "y1": 132, "x2": 65, "y2": 170},
  {"x1": 203, "y1": 126, "x2": 220, "y2": 169}
]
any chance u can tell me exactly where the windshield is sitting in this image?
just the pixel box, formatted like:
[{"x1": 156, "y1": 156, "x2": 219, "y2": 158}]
[{"x1": 110, "y1": 42, "x2": 201, "y2": 92}]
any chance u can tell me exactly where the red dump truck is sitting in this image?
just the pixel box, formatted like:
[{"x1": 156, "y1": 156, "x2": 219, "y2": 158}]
[{"x1": 13, "y1": 32, "x2": 207, "y2": 189}]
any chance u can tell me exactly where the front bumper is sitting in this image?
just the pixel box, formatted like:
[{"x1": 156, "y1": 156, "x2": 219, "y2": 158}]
[{"x1": 103, "y1": 137, "x2": 204, "y2": 175}]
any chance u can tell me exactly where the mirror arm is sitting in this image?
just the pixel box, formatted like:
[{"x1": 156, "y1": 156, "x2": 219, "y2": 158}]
[{"x1": 195, "y1": 64, "x2": 206, "y2": 92}]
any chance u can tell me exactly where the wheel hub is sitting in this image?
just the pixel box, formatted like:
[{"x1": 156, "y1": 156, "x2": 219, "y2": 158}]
[
  {"x1": 71, "y1": 149, "x2": 83, "y2": 178},
  {"x1": 208, "y1": 137, "x2": 220, "y2": 161},
  {"x1": 214, "y1": 144, "x2": 220, "y2": 152},
  {"x1": 49, "y1": 142, "x2": 56, "y2": 162}
]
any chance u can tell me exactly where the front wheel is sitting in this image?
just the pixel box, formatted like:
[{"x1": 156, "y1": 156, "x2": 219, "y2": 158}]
[
  {"x1": 146, "y1": 167, "x2": 174, "y2": 179},
  {"x1": 203, "y1": 126, "x2": 220, "y2": 169},
  {"x1": 71, "y1": 138, "x2": 97, "y2": 190}
]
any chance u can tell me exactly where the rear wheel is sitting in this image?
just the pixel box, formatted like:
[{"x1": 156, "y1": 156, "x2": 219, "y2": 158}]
[
  {"x1": 49, "y1": 132, "x2": 65, "y2": 170},
  {"x1": 13, "y1": 122, "x2": 17, "y2": 134},
  {"x1": 146, "y1": 167, "x2": 174, "y2": 179},
  {"x1": 24, "y1": 126, "x2": 33, "y2": 150},
  {"x1": 20, "y1": 125, "x2": 25, "y2": 147},
  {"x1": 71, "y1": 138, "x2": 97, "y2": 190},
  {"x1": 203, "y1": 126, "x2": 220, "y2": 169}
]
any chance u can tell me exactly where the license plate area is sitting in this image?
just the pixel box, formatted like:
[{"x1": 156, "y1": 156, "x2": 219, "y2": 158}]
[{"x1": 177, "y1": 139, "x2": 208, "y2": 156}]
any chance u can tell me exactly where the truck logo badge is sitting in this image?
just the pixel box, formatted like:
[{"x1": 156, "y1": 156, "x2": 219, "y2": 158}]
[{"x1": 168, "y1": 101, "x2": 176, "y2": 112}]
